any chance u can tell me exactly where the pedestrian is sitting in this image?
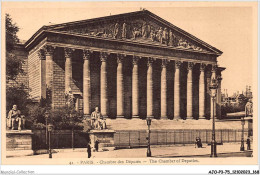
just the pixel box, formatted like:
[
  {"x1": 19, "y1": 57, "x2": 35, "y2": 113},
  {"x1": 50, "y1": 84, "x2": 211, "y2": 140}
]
[
  {"x1": 195, "y1": 137, "x2": 199, "y2": 148},
  {"x1": 198, "y1": 137, "x2": 203, "y2": 148},
  {"x1": 246, "y1": 137, "x2": 251, "y2": 150},
  {"x1": 95, "y1": 140, "x2": 99, "y2": 152},
  {"x1": 87, "y1": 141, "x2": 91, "y2": 158},
  {"x1": 195, "y1": 137, "x2": 203, "y2": 148}
]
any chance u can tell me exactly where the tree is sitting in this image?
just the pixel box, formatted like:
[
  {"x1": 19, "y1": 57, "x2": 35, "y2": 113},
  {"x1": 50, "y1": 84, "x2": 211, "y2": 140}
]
[
  {"x1": 6, "y1": 13, "x2": 24, "y2": 82},
  {"x1": 6, "y1": 84, "x2": 32, "y2": 116},
  {"x1": 5, "y1": 14, "x2": 31, "y2": 122}
]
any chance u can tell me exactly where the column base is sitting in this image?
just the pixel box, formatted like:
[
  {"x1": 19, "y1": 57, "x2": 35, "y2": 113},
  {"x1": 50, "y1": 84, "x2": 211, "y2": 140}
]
[
  {"x1": 160, "y1": 116, "x2": 168, "y2": 120},
  {"x1": 173, "y1": 117, "x2": 181, "y2": 120},
  {"x1": 132, "y1": 115, "x2": 140, "y2": 119},
  {"x1": 116, "y1": 115, "x2": 125, "y2": 118}
]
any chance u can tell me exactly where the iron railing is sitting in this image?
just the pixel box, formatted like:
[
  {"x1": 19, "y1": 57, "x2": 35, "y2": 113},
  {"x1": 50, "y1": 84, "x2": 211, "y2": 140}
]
[
  {"x1": 114, "y1": 129, "x2": 252, "y2": 148},
  {"x1": 32, "y1": 129, "x2": 252, "y2": 150}
]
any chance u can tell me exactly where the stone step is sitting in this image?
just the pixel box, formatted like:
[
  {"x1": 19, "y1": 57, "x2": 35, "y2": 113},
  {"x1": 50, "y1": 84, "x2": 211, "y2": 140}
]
[{"x1": 105, "y1": 118, "x2": 249, "y2": 131}]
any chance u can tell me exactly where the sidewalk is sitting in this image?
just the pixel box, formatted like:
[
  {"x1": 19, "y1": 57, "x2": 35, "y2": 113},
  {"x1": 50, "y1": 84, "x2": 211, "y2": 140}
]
[{"x1": 10, "y1": 143, "x2": 252, "y2": 159}]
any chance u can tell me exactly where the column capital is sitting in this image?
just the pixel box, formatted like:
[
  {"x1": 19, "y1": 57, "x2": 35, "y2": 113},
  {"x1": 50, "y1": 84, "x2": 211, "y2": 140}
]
[
  {"x1": 64, "y1": 48, "x2": 75, "y2": 58},
  {"x1": 83, "y1": 50, "x2": 92, "y2": 60},
  {"x1": 200, "y1": 63, "x2": 206, "y2": 71},
  {"x1": 100, "y1": 52, "x2": 109, "y2": 62},
  {"x1": 117, "y1": 54, "x2": 125, "y2": 64},
  {"x1": 38, "y1": 49, "x2": 46, "y2": 60},
  {"x1": 161, "y1": 59, "x2": 168, "y2": 68},
  {"x1": 175, "y1": 60, "x2": 182, "y2": 69},
  {"x1": 43, "y1": 45, "x2": 55, "y2": 56},
  {"x1": 147, "y1": 57, "x2": 154, "y2": 67},
  {"x1": 187, "y1": 62, "x2": 194, "y2": 70},
  {"x1": 133, "y1": 56, "x2": 140, "y2": 65}
]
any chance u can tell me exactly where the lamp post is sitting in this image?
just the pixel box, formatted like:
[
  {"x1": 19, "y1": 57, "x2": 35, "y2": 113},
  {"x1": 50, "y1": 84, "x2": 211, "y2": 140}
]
[
  {"x1": 240, "y1": 109, "x2": 245, "y2": 151},
  {"x1": 146, "y1": 117, "x2": 152, "y2": 157},
  {"x1": 47, "y1": 123, "x2": 54, "y2": 158},
  {"x1": 44, "y1": 111, "x2": 50, "y2": 145},
  {"x1": 209, "y1": 77, "x2": 218, "y2": 157}
]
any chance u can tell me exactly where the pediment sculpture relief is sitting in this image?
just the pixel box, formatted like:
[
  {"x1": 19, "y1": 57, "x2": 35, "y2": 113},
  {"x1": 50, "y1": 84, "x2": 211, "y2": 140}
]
[{"x1": 58, "y1": 19, "x2": 207, "y2": 52}]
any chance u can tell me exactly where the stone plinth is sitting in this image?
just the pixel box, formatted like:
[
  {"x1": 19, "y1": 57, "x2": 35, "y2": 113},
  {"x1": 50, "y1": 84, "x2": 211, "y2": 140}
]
[
  {"x1": 89, "y1": 130, "x2": 115, "y2": 152},
  {"x1": 6, "y1": 130, "x2": 34, "y2": 157}
]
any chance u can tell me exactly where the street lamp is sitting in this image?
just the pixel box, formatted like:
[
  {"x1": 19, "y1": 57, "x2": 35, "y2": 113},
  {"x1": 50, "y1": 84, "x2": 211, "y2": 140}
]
[
  {"x1": 47, "y1": 123, "x2": 54, "y2": 158},
  {"x1": 44, "y1": 111, "x2": 50, "y2": 145},
  {"x1": 146, "y1": 117, "x2": 152, "y2": 157},
  {"x1": 240, "y1": 110, "x2": 245, "y2": 151},
  {"x1": 209, "y1": 77, "x2": 218, "y2": 157}
]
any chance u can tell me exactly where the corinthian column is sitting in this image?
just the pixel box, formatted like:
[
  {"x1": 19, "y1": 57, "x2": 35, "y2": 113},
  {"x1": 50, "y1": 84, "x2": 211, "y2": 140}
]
[
  {"x1": 217, "y1": 75, "x2": 223, "y2": 119},
  {"x1": 199, "y1": 63, "x2": 206, "y2": 119},
  {"x1": 83, "y1": 50, "x2": 91, "y2": 116},
  {"x1": 187, "y1": 62, "x2": 194, "y2": 119},
  {"x1": 132, "y1": 56, "x2": 139, "y2": 118},
  {"x1": 64, "y1": 48, "x2": 74, "y2": 94},
  {"x1": 147, "y1": 58, "x2": 154, "y2": 118},
  {"x1": 161, "y1": 59, "x2": 168, "y2": 119},
  {"x1": 43, "y1": 45, "x2": 55, "y2": 108},
  {"x1": 38, "y1": 49, "x2": 46, "y2": 99},
  {"x1": 44, "y1": 45, "x2": 55, "y2": 89},
  {"x1": 117, "y1": 54, "x2": 124, "y2": 118},
  {"x1": 100, "y1": 52, "x2": 109, "y2": 117},
  {"x1": 174, "y1": 61, "x2": 181, "y2": 119}
]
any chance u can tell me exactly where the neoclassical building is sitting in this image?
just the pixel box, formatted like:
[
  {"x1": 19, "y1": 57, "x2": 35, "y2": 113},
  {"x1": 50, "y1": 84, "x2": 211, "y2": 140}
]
[{"x1": 24, "y1": 10, "x2": 225, "y2": 119}]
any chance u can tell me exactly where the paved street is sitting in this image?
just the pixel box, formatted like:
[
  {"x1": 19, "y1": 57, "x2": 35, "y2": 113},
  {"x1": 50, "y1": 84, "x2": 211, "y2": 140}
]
[{"x1": 10, "y1": 143, "x2": 252, "y2": 159}]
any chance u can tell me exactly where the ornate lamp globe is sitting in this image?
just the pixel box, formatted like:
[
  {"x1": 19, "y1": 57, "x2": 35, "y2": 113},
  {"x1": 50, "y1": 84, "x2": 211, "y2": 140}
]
[{"x1": 209, "y1": 78, "x2": 218, "y2": 97}]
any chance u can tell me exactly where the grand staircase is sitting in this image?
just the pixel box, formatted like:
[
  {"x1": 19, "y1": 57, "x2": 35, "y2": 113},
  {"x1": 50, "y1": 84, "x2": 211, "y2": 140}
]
[{"x1": 105, "y1": 118, "x2": 247, "y2": 131}]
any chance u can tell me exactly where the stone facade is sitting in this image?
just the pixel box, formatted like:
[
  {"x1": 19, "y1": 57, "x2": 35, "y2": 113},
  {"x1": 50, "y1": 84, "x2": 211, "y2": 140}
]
[{"x1": 21, "y1": 10, "x2": 224, "y2": 119}]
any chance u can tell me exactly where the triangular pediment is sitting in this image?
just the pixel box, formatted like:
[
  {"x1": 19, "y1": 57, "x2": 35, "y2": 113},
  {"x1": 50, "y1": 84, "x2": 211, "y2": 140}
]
[{"x1": 43, "y1": 10, "x2": 222, "y2": 55}]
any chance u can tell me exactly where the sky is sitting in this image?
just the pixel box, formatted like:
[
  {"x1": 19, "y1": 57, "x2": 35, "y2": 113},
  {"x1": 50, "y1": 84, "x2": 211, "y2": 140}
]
[{"x1": 4, "y1": 2, "x2": 256, "y2": 96}]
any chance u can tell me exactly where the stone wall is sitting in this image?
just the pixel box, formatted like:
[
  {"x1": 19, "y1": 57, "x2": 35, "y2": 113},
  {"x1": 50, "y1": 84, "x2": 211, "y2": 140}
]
[
  {"x1": 6, "y1": 130, "x2": 34, "y2": 157},
  {"x1": 52, "y1": 48, "x2": 66, "y2": 108},
  {"x1": 28, "y1": 49, "x2": 41, "y2": 100}
]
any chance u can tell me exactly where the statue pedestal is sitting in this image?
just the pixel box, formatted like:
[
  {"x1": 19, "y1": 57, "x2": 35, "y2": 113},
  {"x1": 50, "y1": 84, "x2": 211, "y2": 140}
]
[
  {"x1": 6, "y1": 130, "x2": 34, "y2": 157},
  {"x1": 89, "y1": 130, "x2": 115, "y2": 152}
]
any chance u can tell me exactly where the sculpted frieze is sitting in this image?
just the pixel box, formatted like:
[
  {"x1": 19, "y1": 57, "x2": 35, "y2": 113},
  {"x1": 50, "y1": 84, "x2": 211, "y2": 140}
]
[{"x1": 55, "y1": 18, "x2": 208, "y2": 52}]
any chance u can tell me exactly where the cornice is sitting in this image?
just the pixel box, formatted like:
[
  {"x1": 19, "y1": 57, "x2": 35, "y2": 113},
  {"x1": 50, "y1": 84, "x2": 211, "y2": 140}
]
[{"x1": 44, "y1": 41, "x2": 216, "y2": 65}]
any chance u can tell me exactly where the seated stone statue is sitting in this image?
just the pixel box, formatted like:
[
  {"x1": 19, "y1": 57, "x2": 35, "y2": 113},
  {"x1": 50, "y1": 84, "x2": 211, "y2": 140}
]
[
  {"x1": 91, "y1": 107, "x2": 107, "y2": 130},
  {"x1": 7, "y1": 104, "x2": 25, "y2": 131}
]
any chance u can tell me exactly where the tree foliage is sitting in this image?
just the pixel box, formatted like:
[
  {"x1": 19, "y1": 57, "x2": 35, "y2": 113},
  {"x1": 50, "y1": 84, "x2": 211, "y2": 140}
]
[
  {"x1": 6, "y1": 84, "x2": 32, "y2": 116},
  {"x1": 6, "y1": 13, "x2": 24, "y2": 82},
  {"x1": 5, "y1": 14, "x2": 32, "y2": 128}
]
